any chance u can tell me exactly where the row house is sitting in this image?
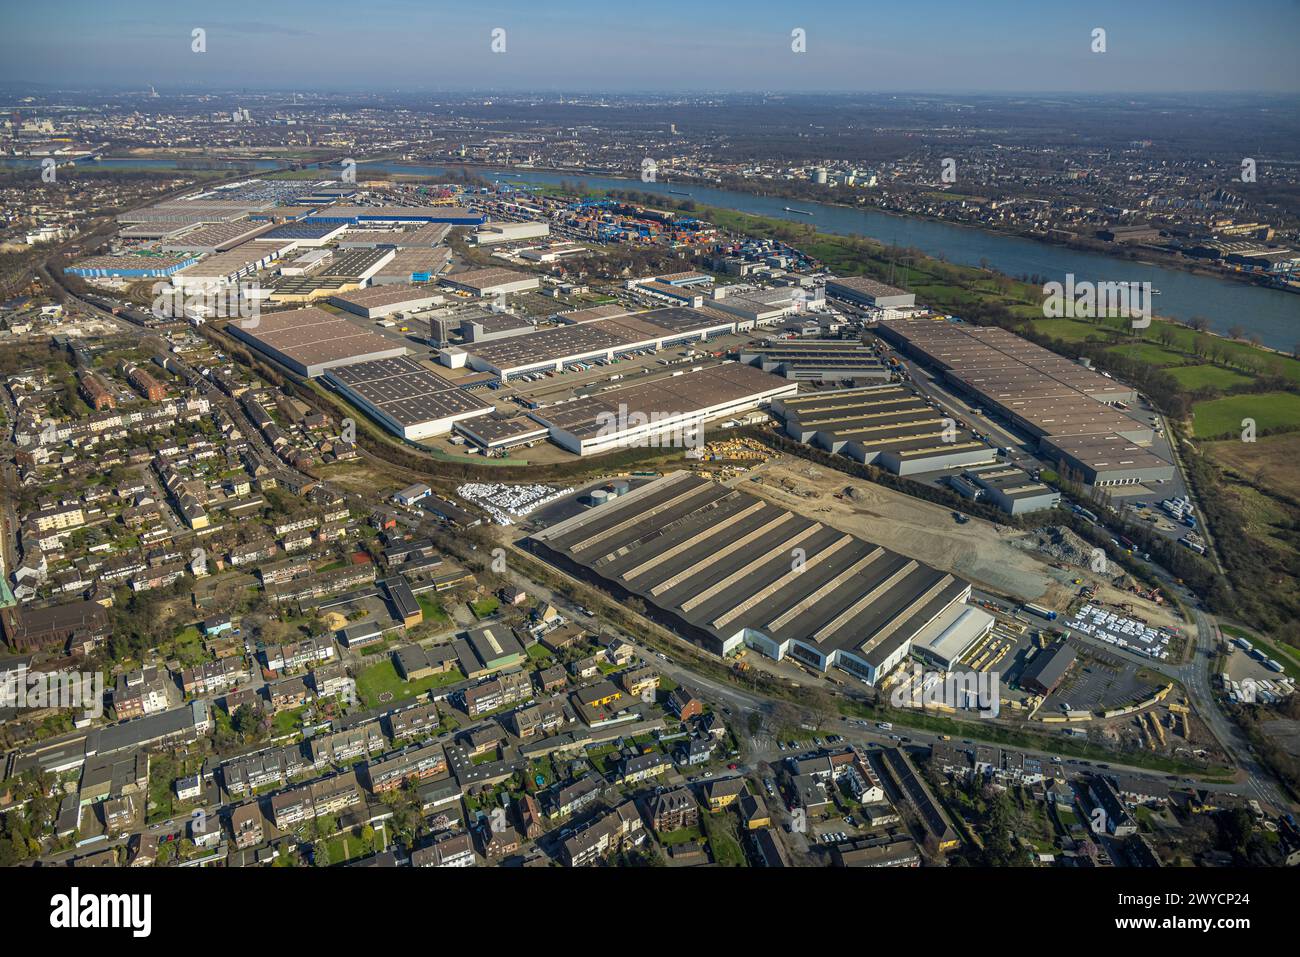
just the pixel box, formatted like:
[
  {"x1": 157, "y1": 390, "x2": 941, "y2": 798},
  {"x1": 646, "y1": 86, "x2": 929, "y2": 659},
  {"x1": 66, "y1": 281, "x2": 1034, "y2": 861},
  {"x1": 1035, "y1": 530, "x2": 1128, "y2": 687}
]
[
  {"x1": 129, "y1": 561, "x2": 186, "y2": 593},
  {"x1": 222, "y1": 745, "x2": 310, "y2": 796},
  {"x1": 269, "y1": 771, "x2": 362, "y2": 830},
  {"x1": 273, "y1": 515, "x2": 319, "y2": 537},
  {"x1": 516, "y1": 793, "x2": 545, "y2": 840},
  {"x1": 619, "y1": 751, "x2": 672, "y2": 784},
  {"x1": 410, "y1": 832, "x2": 475, "y2": 868},
  {"x1": 264, "y1": 565, "x2": 374, "y2": 605},
  {"x1": 620, "y1": 666, "x2": 660, "y2": 699},
  {"x1": 309, "y1": 722, "x2": 386, "y2": 767},
  {"x1": 509, "y1": 698, "x2": 570, "y2": 738},
  {"x1": 388, "y1": 702, "x2": 442, "y2": 740},
  {"x1": 648, "y1": 787, "x2": 699, "y2": 832},
  {"x1": 281, "y1": 529, "x2": 314, "y2": 553},
  {"x1": 362, "y1": 742, "x2": 449, "y2": 793},
  {"x1": 258, "y1": 556, "x2": 314, "y2": 587},
  {"x1": 310, "y1": 661, "x2": 350, "y2": 698},
  {"x1": 33, "y1": 503, "x2": 85, "y2": 534},
  {"x1": 181, "y1": 657, "x2": 245, "y2": 696},
  {"x1": 230, "y1": 802, "x2": 264, "y2": 850},
  {"x1": 544, "y1": 775, "x2": 602, "y2": 820},
  {"x1": 113, "y1": 667, "x2": 170, "y2": 720},
  {"x1": 562, "y1": 801, "x2": 645, "y2": 867},
  {"x1": 228, "y1": 538, "x2": 279, "y2": 567},
  {"x1": 264, "y1": 635, "x2": 336, "y2": 672},
  {"x1": 463, "y1": 670, "x2": 531, "y2": 717},
  {"x1": 267, "y1": 676, "x2": 312, "y2": 712}
]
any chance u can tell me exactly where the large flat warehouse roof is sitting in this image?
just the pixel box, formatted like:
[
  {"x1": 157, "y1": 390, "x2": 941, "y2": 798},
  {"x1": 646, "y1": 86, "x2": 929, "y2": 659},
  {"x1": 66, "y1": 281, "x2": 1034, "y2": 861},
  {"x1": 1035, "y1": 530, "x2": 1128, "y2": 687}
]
[
  {"x1": 229, "y1": 306, "x2": 407, "y2": 377},
  {"x1": 324, "y1": 356, "x2": 492, "y2": 439},
  {"x1": 772, "y1": 385, "x2": 994, "y2": 472},
  {"x1": 461, "y1": 307, "x2": 739, "y2": 376},
  {"x1": 530, "y1": 471, "x2": 968, "y2": 667},
  {"x1": 529, "y1": 363, "x2": 793, "y2": 444}
]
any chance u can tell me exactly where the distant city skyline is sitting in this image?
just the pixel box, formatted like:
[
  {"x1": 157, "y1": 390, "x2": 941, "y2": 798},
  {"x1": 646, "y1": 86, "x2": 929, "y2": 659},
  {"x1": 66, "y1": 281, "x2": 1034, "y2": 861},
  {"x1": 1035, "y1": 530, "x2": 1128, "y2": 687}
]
[{"x1": 1, "y1": 0, "x2": 1298, "y2": 95}]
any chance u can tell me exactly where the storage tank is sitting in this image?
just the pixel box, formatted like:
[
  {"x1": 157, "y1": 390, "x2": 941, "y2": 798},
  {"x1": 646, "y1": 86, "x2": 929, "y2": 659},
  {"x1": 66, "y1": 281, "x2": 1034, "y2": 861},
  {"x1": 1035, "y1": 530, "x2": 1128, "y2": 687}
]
[
  {"x1": 589, "y1": 489, "x2": 609, "y2": 506},
  {"x1": 611, "y1": 480, "x2": 630, "y2": 497}
]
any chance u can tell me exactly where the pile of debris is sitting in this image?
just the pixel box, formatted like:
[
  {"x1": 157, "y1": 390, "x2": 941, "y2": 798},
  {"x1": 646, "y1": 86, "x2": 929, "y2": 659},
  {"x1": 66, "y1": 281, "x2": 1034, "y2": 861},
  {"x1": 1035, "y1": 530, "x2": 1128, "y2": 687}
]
[{"x1": 1017, "y1": 525, "x2": 1133, "y2": 586}]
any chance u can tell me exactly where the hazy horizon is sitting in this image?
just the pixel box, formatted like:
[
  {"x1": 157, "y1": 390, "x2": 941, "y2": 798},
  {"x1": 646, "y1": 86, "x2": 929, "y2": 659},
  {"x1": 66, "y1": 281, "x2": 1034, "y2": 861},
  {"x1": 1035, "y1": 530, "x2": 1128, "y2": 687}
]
[{"x1": 2, "y1": 0, "x2": 1297, "y2": 96}]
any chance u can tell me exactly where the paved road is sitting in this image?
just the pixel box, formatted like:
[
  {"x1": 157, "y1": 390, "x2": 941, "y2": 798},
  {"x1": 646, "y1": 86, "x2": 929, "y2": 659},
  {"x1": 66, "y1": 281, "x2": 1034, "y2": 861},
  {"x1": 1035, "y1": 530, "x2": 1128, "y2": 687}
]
[{"x1": 496, "y1": 541, "x2": 1280, "y2": 804}]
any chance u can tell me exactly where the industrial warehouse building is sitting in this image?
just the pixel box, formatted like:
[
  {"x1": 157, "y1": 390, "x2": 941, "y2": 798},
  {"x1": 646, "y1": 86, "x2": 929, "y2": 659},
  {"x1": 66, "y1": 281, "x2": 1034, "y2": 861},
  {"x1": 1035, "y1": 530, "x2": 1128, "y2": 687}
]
[
  {"x1": 439, "y1": 267, "x2": 540, "y2": 297},
  {"x1": 772, "y1": 385, "x2": 997, "y2": 475},
  {"x1": 302, "y1": 206, "x2": 483, "y2": 226},
  {"x1": 453, "y1": 415, "x2": 550, "y2": 451},
  {"x1": 256, "y1": 221, "x2": 349, "y2": 247},
  {"x1": 170, "y1": 240, "x2": 295, "y2": 292},
  {"x1": 460, "y1": 313, "x2": 538, "y2": 343},
  {"x1": 1019, "y1": 641, "x2": 1077, "y2": 695},
  {"x1": 529, "y1": 472, "x2": 973, "y2": 684},
  {"x1": 947, "y1": 465, "x2": 1062, "y2": 515},
  {"x1": 826, "y1": 276, "x2": 916, "y2": 309},
  {"x1": 910, "y1": 603, "x2": 996, "y2": 670},
  {"x1": 740, "y1": 341, "x2": 892, "y2": 383},
  {"x1": 160, "y1": 220, "x2": 274, "y2": 253},
  {"x1": 65, "y1": 254, "x2": 200, "y2": 280},
  {"x1": 228, "y1": 305, "x2": 407, "y2": 377},
  {"x1": 453, "y1": 307, "x2": 742, "y2": 380},
  {"x1": 1038, "y1": 434, "x2": 1176, "y2": 487},
  {"x1": 472, "y1": 221, "x2": 551, "y2": 245},
  {"x1": 324, "y1": 356, "x2": 493, "y2": 440},
  {"x1": 328, "y1": 284, "x2": 444, "y2": 320},
  {"x1": 371, "y1": 247, "x2": 452, "y2": 285},
  {"x1": 877, "y1": 322, "x2": 1172, "y2": 485},
  {"x1": 526, "y1": 363, "x2": 797, "y2": 456},
  {"x1": 706, "y1": 288, "x2": 801, "y2": 325}
]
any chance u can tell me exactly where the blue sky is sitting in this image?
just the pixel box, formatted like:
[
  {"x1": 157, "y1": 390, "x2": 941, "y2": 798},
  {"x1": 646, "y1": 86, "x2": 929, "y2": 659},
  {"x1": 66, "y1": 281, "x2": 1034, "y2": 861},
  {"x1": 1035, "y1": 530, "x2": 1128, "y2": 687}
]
[{"x1": 1, "y1": 0, "x2": 1296, "y2": 94}]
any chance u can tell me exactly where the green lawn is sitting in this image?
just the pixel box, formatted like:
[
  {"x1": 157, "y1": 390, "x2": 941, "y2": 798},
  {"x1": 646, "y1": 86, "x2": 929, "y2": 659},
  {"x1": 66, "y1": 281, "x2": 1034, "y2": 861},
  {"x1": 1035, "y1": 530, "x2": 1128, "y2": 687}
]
[
  {"x1": 272, "y1": 706, "x2": 307, "y2": 736},
  {"x1": 1105, "y1": 342, "x2": 1190, "y2": 367},
  {"x1": 706, "y1": 825, "x2": 747, "y2": 866},
  {"x1": 1027, "y1": 318, "x2": 1116, "y2": 343},
  {"x1": 1166, "y1": 365, "x2": 1256, "y2": 391},
  {"x1": 417, "y1": 595, "x2": 450, "y2": 624},
  {"x1": 659, "y1": 826, "x2": 703, "y2": 846},
  {"x1": 354, "y1": 659, "x2": 461, "y2": 708},
  {"x1": 470, "y1": 597, "x2": 500, "y2": 619},
  {"x1": 167, "y1": 625, "x2": 208, "y2": 667},
  {"x1": 1191, "y1": 392, "x2": 1300, "y2": 438}
]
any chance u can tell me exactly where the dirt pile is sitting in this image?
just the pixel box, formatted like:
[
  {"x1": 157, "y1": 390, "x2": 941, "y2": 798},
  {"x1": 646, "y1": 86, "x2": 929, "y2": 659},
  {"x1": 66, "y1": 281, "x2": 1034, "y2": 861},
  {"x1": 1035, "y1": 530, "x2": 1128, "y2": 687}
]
[{"x1": 1017, "y1": 525, "x2": 1134, "y2": 587}]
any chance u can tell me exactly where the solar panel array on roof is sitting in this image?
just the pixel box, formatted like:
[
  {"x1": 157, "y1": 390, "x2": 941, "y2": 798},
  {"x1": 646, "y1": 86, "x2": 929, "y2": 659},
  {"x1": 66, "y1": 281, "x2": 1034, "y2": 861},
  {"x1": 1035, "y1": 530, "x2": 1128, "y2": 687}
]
[{"x1": 325, "y1": 356, "x2": 492, "y2": 438}]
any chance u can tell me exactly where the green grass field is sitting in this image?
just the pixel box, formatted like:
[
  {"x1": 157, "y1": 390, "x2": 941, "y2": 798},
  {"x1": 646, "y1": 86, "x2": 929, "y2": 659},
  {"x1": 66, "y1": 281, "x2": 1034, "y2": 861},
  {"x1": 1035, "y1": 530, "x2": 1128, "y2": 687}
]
[
  {"x1": 1105, "y1": 343, "x2": 1191, "y2": 367},
  {"x1": 1191, "y1": 392, "x2": 1300, "y2": 438},
  {"x1": 1166, "y1": 365, "x2": 1256, "y2": 391},
  {"x1": 1026, "y1": 318, "x2": 1115, "y2": 343},
  {"x1": 354, "y1": 659, "x2": 461, "y2": 708},
  {"x1": 470, "y1": 597, "x2": 500, "y2": 618}
]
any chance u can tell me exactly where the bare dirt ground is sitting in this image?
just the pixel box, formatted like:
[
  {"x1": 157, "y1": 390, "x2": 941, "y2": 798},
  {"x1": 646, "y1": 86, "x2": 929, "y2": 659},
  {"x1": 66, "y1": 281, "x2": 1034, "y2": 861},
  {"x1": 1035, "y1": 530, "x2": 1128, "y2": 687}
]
[
  {"x1": 736, "y1": 455, "x2": 1059, "y2": 601},
  {"x1": 1086, "y1": 581, "x2": 1185, "y2": 633}
]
